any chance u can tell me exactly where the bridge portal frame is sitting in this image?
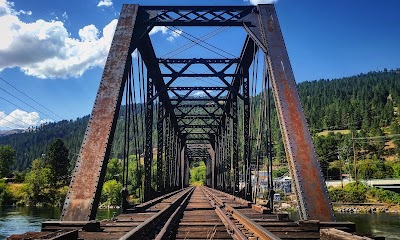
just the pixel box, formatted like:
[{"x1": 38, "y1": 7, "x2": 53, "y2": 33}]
[{"x1": 61, "y1": 4, "x2": 335, "y2": 222}]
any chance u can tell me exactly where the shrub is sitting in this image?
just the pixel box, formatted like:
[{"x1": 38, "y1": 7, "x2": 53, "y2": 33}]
[{"x1": 101, "y1": 180, "x2": 123, "y2": 206}]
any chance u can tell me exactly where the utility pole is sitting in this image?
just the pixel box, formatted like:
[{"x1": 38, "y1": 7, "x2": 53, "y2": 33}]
[
  {"x1": 338, "y1": 148, "x2": 343, "y2": 189},
  {"x1": 352, "y1": 131, "x2": 358, "y2": 189}
]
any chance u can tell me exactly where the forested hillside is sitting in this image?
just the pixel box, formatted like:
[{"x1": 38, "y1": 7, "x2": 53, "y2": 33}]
[{"x1": 1, "y1": 69, "x2": 399, "y2": 173}]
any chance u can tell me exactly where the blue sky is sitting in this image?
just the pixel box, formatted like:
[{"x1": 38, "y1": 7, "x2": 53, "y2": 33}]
[{"x1": 0, "y1": 0, "x2": 399, "y2": 130}]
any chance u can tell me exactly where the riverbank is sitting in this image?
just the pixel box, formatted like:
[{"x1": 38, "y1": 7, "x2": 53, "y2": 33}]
[
  {"x1": 276, "y1": 200, "x2": 400, "y2": 214},
  {"x1": 333, "y1": 203, "x2": 400, "y2": 213}
]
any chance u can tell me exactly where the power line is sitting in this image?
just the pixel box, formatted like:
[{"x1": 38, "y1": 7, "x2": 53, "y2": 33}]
[
  {"x1": 0, "y1": 110, "x2": 33, "y2": 126},
  {"x1": 0, "y1": 115, "x2": 26, "y2": 129},
  {"x1": 0, "y1": 77, "x2": 64, "y2": 120},
  {"x1": 0, "y1": 96, "x2": 50, "y2": 126},
  {"x1": 0, "y1": 86, "x2": 55, "y2": 121},
  {"x1": 161, "y1": 26, "x2": 230, "y2": 59},
  {"x1": 170, "y1": 26, "x2": 236, "y2": 58},
  {"x1": 164, "y1": 26, "x2": 232, "y2": 59}
]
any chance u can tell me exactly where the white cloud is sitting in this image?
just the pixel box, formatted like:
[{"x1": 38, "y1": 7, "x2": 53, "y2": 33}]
[
  {"x1": 0, "y1": 0, "x2": 118, "y2": 79},
  {"x1": 193, "y1": 90, "x2": 213, "y2": 97},
  {"x1": 0, "y1": 109, "x2": 51, "y2": 129},
  {"x1": 97, "y1": 0, "x2": 113, "y2": 7},
  {"x1": 150, "y1": 26, "x2": 182, "y2": 42},
  {"x1": 149, "y1": 26, "x2": 168, "y2": 35},
  {"x1": 62, "y1": 11, "x2": 68, "y2": 20},
  {"x1": 246, "y1": 0, "x2": 278, "y2": 5}
]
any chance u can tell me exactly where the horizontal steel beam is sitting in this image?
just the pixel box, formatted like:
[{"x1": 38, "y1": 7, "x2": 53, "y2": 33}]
[
  {"x1": 162, "y1": 73, "x2": 239, "y2": 78},
  {"x1": 142, "y1": 6, "x2": 255, "y2": 26},
  {"x1": 179, "y1": 125, "x2": 218, "y2": 128},
  {"x1": 158, "y1": 58, "x2": 240, "y2": 64},
  {"x1": 168, "y1": 87, "x2": 228, "y2": 91},
  {"x1": 171, "y1": 98, "x2": 229, "y2": 102}
]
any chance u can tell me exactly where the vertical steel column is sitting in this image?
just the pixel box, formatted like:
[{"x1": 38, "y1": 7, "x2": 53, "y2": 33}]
[
  {"x1": 171, "y1": 130, "x2": 176, "y2": 189},
  {"x1": 206, "y1": 155, "x2": 211, "y2": 186},
  {"x1": 225, "y1": 118, "x2": 231, "y2": 193},
  {"x1": 164, "y1": 118, "x2": 171, "y2": 192},
  {"x1": 180, "y1": 144, "x2": 185, "y2": 188},
  {"x1": 220, "y1": 126, "x2": 226, "y2": 191},
  {"x1": 144, "y1": 74, "x2": 154, "y2": 202},
  {"x1": 61, "y1": 5, "x2": 141, "y2": 221},
  {"x1": 232, "y1": 93, "x2": 239, "y2": 195},
  {"x1": 244, "y1": 4, "x2": 335, "y2": 221},
  {"x1": 156, "y1": 101, "x2": 164, "y2": 195},
  {"x1": 211, "y1": 141, "x2": 216, "y2": 189},
  {"x1": 243, "y1": 69, "x2": 252, "y2": 201},
  {"x1": 218, "y1": 128, "x2": 223, "y2": 190}
]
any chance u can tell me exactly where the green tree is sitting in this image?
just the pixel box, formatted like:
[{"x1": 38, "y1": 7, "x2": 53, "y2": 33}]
[
  {"x1": 0, "y1": 179, "x2": 12, "y2": 205},
  {"x1": 189, "y1": 161, "x2": 206, "y2": 185},
  {"x1": 0, "y1": 145, "x2": 16, "y2": 177},
  {"x1": 392, "y1": 161, "x2": 400, "y2": 178},
  {"x1": 44, "y1": 139, "x2": 70, "y2": 185},
  {"x1": 105, "y1": 158, "x2": 122, "y2": 182},
  {"x1": 24, "y1": 159, "x2": 54, "y2": 205},
  {"x1": 101, "y1": 179, "x2": 122, "y2": 206}
]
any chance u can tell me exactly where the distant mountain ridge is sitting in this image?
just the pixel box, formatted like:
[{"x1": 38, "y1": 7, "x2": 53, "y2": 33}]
[
  {"x1": 0, "y1": 69, "x2": 399, "y2": 171},
  {"x1": 0, "y1": 129, "x2": 24, "y2": 137}
]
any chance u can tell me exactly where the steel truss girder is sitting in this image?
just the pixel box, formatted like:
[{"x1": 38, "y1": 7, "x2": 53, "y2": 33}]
[
  {"x1": 159, "y1": 58, "x2": 240, "y2": 64},
  {"x1": 156, "y1": 101, "x2": 164, "y2": 194},
  {"x1": 61, "y1": 5, "x2": 141, "y2": 221},
  {"x1": 63, "y1": 3, "x2": 334, "y2": 223},
  {"x1": 144, "y1": 74, "x2": 154, "y2": 201},
  {"x1": 142, "y1": 6, "x2": 255, "y2": 26},
  {"x1": 244, "y1": 4, "x2": 335, "y2": 221},
  {"x1": 179, "y1": 125, "x2": 218, "y2": 129},
  {"x1": 168, "y1": 87, "x2": 228, "y2": 91}
]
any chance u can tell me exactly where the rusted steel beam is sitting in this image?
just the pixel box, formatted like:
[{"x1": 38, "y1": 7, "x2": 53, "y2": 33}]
[
  {"x1": 244, "y1": 4, "x2": 335, "y2": 221},
  {"x1": 158, "y1": 58, "x2": 240, "y2": 64},
  {"x1": 61, "y1": 4, "x2": 142, "y2": 221},
  {"x1": 142, "y1": 6, "x2": 255, "y2": 26}
]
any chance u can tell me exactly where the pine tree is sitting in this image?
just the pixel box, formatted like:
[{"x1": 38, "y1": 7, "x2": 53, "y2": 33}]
[{"x1": 44, "y1": 139, "x2": 70, "y2": 186}]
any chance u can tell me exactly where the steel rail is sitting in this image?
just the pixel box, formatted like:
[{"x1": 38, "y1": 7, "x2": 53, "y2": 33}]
[
  {"x1": 202, "y1": 187, "x2": 281, "y2": 240},
  {"x1": 154, "y1": 187, "x2": 194, "y2": 240},
  {"x1": 201, "y1": 187, "x2": 248, "y2": 240},
  {"x1": 119, "y1": 187, "x2": 194, "y2": 240},
  {"x1": 129, "y1": 188, "x2": 188, "y2": 212}
]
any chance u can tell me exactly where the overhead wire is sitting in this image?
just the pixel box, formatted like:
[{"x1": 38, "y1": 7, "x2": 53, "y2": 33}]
[
  {"x1": 169, "y1": 26, "x2": 236, "y2": 58},
  {"x1": 0, "y1": 86, "x2": 55, "y2": 121},
  {"x1": 0, "y1": 77, "x2": 64, "y2": 120},
  {"x1": 160, "y1": 26, "x2": 231, "y2": 59},
  {"x1": 164, "y1": 26, "x2": 232, "y2": 59},
  {"x1": 0, "y1": 96, "x2": 50, "y2": 125}
]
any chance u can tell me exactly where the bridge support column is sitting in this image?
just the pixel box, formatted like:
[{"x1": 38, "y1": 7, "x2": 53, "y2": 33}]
[
  {"x1": 243, "y1": 69, "x2": 252, "y2": 201},
  {"x1": 144, "y1": 74, "x2": 154, "y2": 202},
  {"x1": 61, "y1": 4, "x2": 144, "y2": 221},
  {"x1": 232, "y1": 93, "x2": 239, "y2": 196},
  {"x1": 157, "y1": 101, "x2": 164, "y2": 195},
  {"x1": 244, "y1": 4, "x2": 335, "y2": 221}
]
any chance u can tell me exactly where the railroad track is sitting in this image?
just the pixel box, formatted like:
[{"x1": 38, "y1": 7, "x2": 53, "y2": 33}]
[{"x1": 9, "y1": 186, "x2": 358, "y2": 240}]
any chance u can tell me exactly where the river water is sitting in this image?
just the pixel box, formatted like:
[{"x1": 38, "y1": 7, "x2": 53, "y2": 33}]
[
  {"x1": 0, "y1": 207, "x2": 399, "y2": 239},
  {"x1": 0, "y1": 206, "x2": 120, "y2": 239}
]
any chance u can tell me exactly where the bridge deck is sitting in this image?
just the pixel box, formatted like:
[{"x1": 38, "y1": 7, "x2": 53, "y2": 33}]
[{"x1": 9, "y1": 187, "x2": 359, "y2": 240}]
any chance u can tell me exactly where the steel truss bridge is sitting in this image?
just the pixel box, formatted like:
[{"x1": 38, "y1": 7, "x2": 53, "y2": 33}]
[{"x1": 10, "y1": 4, "x2": 370, "y2": 240}]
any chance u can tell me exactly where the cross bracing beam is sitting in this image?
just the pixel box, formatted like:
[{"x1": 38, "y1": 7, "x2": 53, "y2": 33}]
[
  {"x1": 178, "y1": 115, "x2": 221, "y2": 120},
  {"x1": 179, "y1": 125, "x2": 218, "y2": 128},
  {"x1": 168, "y1": 87, "x2": 229, "y2": 91},
  {"x1": 171, "y1": 98, "x2": 229, "y2": 102},
  {"x1": 62, "y1": 3, "x2": 335, "y2": 224},
  {"x1": 162, "y1": 73, "x2": 238, "y2": 78},
  {"x1": 158, "y1": 58, "x2": 240, "y2": 64},
  {"x1": 142, "y1": 6, "x2": 255, "y2": 26}
]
